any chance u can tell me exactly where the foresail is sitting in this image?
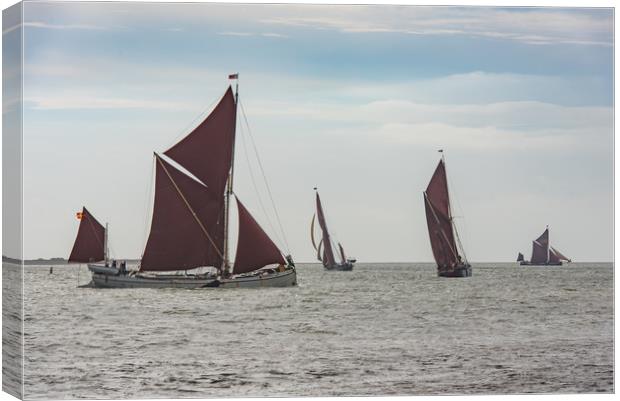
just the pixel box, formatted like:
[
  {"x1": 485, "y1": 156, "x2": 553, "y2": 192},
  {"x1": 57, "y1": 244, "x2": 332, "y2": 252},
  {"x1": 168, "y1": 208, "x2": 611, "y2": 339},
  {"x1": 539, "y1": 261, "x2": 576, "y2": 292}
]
[
  {"x1": 68, "y1": 207, "x2": 105, "y2": 263},
  {"x1": 317, "y1": 238, "x2": 324, "y2": 262},
  {"x1": 310, "y1": 213, "x2": 318, "y2": 251},
  {"x1": 338, "y1": 243, "x2": 347, "y2": 264},
  {"x1": 164, "y1": 86, "x2": 236, "y2": 198},
  {"x1": 141, "y1": 155, "x2": 224, "y2": 271},
  {"x1": 233, "y1": 197, "x2": 285, "y2": 274},
  {"x1": 550, "y1": 246, "x2": 570, "y2": 262}
]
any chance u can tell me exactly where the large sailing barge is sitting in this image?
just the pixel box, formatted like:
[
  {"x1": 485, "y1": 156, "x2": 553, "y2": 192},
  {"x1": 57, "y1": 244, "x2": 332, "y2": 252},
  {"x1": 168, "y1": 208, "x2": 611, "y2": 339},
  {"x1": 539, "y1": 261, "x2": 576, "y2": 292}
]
[
  {"x1": 70, "y1": 77, "x2": 296, "y2": 288},
  {"x1": 518, "y1": 226, "x2": 570, "y2": 266},
  {"x1": 310, "y1": 190, "x2": 355, "y2": 271},
  {"x1": 423, "y1": 153, "x2": 472, "y2": 277}
]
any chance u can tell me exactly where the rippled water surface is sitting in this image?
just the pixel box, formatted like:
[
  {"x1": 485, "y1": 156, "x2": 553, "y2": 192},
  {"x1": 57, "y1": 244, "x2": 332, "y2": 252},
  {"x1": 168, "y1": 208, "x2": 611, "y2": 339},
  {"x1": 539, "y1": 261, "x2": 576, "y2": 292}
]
[{"x1": 19, "y1": 263, "x2": 613, "y2": 398}]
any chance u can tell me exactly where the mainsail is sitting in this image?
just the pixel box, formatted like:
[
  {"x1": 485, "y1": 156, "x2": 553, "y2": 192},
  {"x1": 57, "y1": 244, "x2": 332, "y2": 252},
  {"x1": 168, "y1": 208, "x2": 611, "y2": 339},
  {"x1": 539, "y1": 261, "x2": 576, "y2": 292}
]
[
  {"x1": 424, "y1": 159, "x2": 460, "y2": 268},
  {"x1": 315, "y1": 192, "x2": 337, "y2": 267},
  {"x1": 141, "y1": 155, "x2": 224, "y2": 271},
  {"x1": 140, "y1": 84, "x2": 286, "y2": 274},
  {"x1": 530, "y1": 228, "x2": 549, "y2": 264},
  {"x1": 68, "y1": 207, "x2": 105, "y2": 263}
]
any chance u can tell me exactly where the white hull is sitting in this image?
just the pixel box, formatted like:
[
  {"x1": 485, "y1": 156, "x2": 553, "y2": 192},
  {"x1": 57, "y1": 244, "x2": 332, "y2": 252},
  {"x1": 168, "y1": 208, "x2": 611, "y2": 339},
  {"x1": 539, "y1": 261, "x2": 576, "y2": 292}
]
[{"x1": 88, "y1": 264, "x2": 297, "y2": 289}]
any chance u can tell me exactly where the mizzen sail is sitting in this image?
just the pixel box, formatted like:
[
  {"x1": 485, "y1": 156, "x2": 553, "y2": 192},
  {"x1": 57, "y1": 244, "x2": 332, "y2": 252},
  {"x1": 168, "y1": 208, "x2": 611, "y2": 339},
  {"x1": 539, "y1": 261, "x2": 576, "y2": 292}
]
[
  {"x1": 68, "y1": 207, "x2": 105, "y2": 263},
  {"x1": 233, "y1": 197, "x2": 285, "y2": 274}
]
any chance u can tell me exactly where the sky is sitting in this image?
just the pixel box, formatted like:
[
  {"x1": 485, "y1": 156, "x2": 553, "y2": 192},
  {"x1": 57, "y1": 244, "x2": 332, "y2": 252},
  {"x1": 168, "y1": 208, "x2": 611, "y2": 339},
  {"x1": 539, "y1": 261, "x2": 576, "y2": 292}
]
[{"x1": 3, "y1": 1, "x2": 614, "y2": 262}]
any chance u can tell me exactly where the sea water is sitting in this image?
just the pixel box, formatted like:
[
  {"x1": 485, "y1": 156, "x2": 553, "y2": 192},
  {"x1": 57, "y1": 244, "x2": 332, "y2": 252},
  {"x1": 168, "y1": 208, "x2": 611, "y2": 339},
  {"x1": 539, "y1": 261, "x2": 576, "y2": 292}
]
[{"x1": 5, "y1": 262, "x2": 614, "y2": 398}]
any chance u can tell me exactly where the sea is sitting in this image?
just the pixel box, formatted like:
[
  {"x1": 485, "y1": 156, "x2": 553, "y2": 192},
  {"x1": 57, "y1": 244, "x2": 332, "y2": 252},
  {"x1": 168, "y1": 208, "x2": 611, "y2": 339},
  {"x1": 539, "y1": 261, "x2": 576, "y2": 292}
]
[{"x1": 3, "y1": 262, "x2": 614, "y2": 399}]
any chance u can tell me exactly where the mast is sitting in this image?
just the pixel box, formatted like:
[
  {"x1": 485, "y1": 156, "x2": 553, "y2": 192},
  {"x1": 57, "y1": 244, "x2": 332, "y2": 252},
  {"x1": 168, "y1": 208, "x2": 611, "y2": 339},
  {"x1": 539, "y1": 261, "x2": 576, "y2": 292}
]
[
  {"x1": 546, "y1": 224, "x2": 550, "y2": 264},
  {"x1": 222, "y1": 75, "x2": 239, "y2": 275},
  {"x1": 104, "y1": 223, "x2": 109, "y2": 263}
]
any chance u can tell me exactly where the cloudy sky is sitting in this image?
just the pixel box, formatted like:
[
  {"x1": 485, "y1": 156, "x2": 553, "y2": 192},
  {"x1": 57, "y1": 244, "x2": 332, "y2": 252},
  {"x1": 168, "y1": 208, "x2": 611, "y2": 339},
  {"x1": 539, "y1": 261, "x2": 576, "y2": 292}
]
[{"x1": 7, "y1": 2, "x2": 614, "y2": 262}]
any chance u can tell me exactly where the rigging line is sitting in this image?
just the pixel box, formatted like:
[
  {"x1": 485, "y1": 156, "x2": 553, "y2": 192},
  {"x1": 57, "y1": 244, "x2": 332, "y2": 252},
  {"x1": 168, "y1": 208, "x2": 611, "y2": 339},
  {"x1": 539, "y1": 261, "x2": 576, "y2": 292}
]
[
  {"x1": 237, "y1": 122, "x2": 286, "y2": 250},
  {"x1": 239, "y1": 99, "x2": 291, "y2": 254},
  {"x1": 156, "y1": 154, "x2": 225, "y2": 261}
]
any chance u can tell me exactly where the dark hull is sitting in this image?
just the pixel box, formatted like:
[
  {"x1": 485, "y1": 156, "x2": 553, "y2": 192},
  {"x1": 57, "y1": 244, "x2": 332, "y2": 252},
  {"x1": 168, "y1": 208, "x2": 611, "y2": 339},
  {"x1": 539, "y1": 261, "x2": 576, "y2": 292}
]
[
  {"x1": 324, "y1": 262, "x2": 354, "y2": 271},
  {"x1": 438, "y1": 264, "x2": 472, "y2": 277},
  {"x1": 520, "y1": 261, "x2": 563, "y2": 266}
]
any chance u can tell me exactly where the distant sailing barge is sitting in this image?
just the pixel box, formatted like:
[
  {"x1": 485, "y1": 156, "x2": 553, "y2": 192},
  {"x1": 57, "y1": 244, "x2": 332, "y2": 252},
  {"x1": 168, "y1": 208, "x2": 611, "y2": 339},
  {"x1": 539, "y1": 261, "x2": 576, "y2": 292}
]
[
  {"x1": 70, "y1": 77, "x2": 296, "y2": 288},
  {"x1": 518, "y1": 226, "x2": 571, "y2": 266},
  {"x1": 423, "y1": 153, "x2": 472, "y2": 277},
  {"x1": 311, "y1": 190, "x2": 355, "y2": 271}
]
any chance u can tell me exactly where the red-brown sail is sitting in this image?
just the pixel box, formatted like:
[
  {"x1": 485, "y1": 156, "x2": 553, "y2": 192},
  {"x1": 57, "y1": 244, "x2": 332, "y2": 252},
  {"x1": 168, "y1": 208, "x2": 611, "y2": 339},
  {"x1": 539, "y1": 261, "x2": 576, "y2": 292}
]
[
  {"x1": 233, "y1": 197, "x2": 285, "y2": 274},
  {"x1": 68, "y1": 207, "x2": 105, "y2": 263},
  {"x1": 164, "y1": 86, "x2": 236, "y2": 197},
  {"x1": 424, "y1": 159, "x2": 459, "y2": 268},
  {"x1": 530, "y1": 228, "x2": 549, "y2": 264},
  {"x1": 338, "y1": 242, "x2": 347, "y2": 263},
  {"x1": 548, "y1": 248, "x2": 560, "y2": 263},
  {"x1": 315, "y1": 192, "x2": 337, "y2": 267},
  {"x1": 141, "y1": 155, "x2": 224, "y2": 271},
  {"x1": 550, "y1": 246, "x2": 570, "y2": 262}
]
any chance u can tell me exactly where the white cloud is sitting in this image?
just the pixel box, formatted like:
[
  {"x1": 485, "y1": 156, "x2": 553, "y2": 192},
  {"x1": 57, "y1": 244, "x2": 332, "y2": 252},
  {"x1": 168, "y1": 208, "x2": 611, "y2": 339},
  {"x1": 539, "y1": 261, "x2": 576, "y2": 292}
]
[
  {"x1": 25, "y1": 93, "x2": 194, "y2": 111},
  {"x1": 260, "y1": 7, "x2": 612, "y2": 46},
  {"x1": 217, "y1": 31, "x2": 288, "y2": 38},
  {"x1": 21, "y1": 3, "x2": 612, "y2": 47},
  {"x1": 23, "y1": 21, "x2": 110, "y2": 31}
]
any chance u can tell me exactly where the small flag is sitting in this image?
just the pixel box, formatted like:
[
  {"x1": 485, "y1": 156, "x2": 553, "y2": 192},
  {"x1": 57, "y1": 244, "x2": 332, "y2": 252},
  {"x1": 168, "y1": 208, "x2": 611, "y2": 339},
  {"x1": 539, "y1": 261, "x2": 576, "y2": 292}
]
[
  {"x1": 438, "y1": 149, "x2": 443, "y2": 153},
  {"x1": 76, "y1": 212, "x2": 83, "y2": 220},
  {"x1": 228, "y1": 73, "x2": 239, "y2": 79}
]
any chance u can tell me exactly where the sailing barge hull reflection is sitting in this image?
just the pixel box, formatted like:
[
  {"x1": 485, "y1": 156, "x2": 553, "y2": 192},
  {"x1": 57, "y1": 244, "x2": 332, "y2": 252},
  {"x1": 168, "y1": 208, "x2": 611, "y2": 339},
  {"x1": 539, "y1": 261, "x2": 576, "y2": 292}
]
[
  {"x1": 519, "y1": 261, "x2": 562, "y2": 266},
  {"x1": 324, "y1": 262, "x2": 354, "y2": 271},
  {"x1": 88, "y1": 265, "x2": 297, "y2": 289},
  {"x1": 438, "y1": 264, "x2": 472, "y2": 277}
]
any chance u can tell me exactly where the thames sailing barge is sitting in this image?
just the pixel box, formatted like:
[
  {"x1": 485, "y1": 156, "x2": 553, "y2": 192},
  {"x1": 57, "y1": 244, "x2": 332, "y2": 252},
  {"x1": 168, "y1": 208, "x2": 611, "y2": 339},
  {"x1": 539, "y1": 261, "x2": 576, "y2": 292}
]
[
  {"x1": 423, "y1": 154, "x2": 472, "y2": 277},
  {"x1": 77, "y1": 78, "x2": 296, "y2": 288},
  {"x1": 310, "y1": 190, "x2": 355, "y2": 271},
  {"x1": 519, "y1": 226, "x2": 571, "y2": 266}
]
